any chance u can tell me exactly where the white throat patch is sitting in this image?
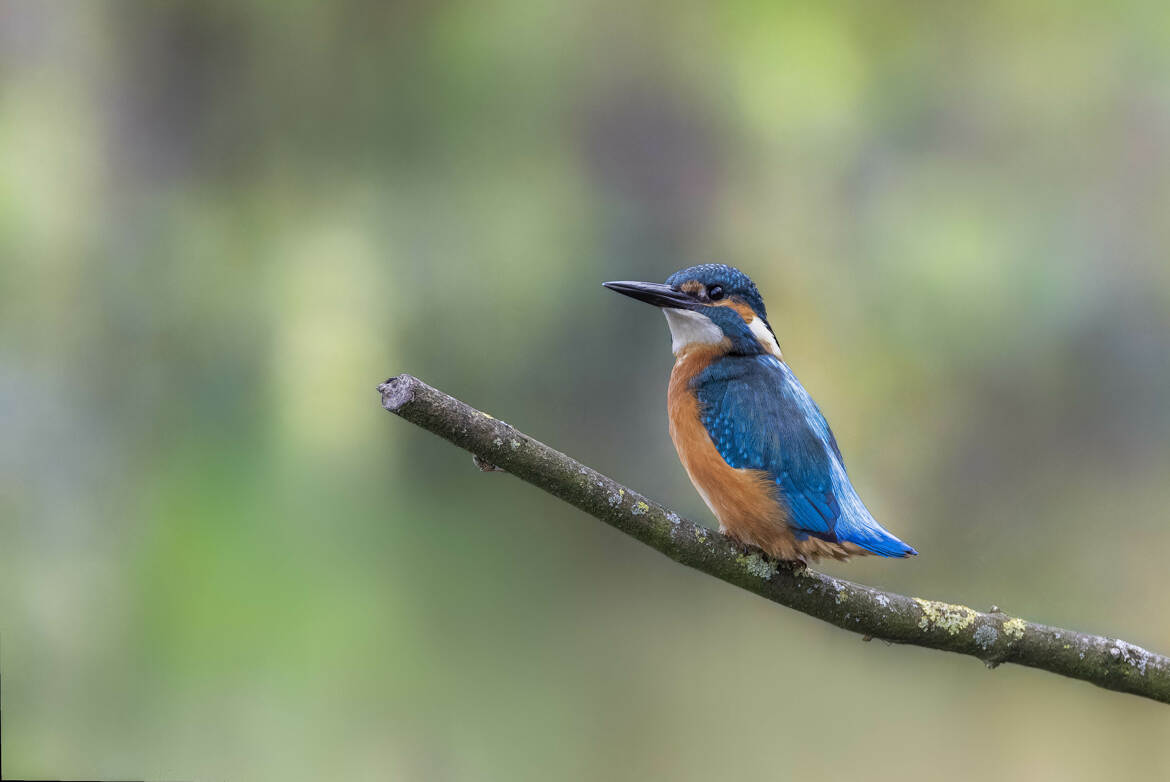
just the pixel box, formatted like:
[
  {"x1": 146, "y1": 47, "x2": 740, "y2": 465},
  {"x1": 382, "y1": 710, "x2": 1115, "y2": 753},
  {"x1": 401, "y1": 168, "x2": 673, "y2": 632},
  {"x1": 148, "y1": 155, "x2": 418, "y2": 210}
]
[{"x1": 663, "y1": 309, "x2": 723, "y2": 355}]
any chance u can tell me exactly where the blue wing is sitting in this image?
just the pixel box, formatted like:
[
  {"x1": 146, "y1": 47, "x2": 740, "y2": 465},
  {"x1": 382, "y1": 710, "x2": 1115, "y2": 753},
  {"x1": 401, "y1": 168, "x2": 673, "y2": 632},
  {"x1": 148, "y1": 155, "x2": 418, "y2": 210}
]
[{"x1": 693, "y1": 354, "x2": 915, "y2": 557}]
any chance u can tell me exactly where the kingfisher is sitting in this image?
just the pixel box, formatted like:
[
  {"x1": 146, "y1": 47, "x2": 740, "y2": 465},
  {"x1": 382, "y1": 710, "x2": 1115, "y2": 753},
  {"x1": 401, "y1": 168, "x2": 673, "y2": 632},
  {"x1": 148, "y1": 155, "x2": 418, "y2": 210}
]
[{"x1": 604, "y1": 264, "x2": 916, "y2": 562}]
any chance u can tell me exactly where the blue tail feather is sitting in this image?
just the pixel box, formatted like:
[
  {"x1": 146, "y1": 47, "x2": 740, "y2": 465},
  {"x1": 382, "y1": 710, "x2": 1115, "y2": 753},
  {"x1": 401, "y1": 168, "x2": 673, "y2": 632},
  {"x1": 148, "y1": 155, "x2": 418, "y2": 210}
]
[{"x1": 842, "y1": 526, "x2": 918, "y2": 558}]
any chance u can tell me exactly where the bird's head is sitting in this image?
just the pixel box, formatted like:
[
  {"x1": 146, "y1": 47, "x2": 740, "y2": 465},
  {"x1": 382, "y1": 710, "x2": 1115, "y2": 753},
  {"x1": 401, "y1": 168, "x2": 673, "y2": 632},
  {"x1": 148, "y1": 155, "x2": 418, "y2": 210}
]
[{"x1": 604, "y1": 264, "x2": 783, "y2": 359}]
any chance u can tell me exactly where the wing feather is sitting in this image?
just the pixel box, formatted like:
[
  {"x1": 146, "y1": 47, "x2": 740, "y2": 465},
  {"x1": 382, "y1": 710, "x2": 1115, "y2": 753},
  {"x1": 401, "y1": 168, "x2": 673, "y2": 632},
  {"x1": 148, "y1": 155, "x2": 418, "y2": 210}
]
[{"x1": 695, "y1": 355, "x2": 843, "y2": 540}]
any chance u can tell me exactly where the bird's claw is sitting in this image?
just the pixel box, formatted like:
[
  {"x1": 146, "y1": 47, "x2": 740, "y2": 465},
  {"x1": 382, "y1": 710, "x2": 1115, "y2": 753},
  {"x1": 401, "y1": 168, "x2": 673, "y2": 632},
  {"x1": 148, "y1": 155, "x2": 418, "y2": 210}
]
[{"x1": 472, "y1": 454, "x2": 506, "y2": 472}]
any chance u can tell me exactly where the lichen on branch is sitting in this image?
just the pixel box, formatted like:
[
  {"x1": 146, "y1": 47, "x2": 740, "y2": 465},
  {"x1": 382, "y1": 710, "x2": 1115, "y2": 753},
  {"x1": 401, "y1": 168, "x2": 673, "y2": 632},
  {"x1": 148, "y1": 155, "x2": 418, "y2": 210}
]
[{"x1": 378, "y1": 373, "x2": 1170, "y2": 706}]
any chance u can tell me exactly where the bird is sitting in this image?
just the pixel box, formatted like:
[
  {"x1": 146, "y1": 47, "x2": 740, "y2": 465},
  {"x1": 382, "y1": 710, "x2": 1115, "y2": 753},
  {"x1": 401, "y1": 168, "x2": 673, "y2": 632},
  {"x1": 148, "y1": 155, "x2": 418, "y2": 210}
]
[{"x1": 604, "y1": 264, "x2": 916, "y2": 563}]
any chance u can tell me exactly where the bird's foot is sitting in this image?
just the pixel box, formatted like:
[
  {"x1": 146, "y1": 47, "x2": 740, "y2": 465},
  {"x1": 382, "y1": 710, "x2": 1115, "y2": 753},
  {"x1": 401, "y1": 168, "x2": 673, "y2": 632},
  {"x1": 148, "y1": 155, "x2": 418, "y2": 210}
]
[
  {"x1": 472, "y1": 454, "x2": 506, "y2": 472},
  {"x1": 786, "y1": 557, "x2": 808, "y2": 572}
]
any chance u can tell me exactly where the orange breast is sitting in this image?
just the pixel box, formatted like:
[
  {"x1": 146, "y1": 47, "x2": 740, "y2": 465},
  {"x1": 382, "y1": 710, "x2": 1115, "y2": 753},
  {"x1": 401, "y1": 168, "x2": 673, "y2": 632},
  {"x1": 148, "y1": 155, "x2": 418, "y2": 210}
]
[
  {"x1": 666, "y1": 348, "x2": 870, "y2": 562},
  {"x1": 666, "y1": 346, "x2": 801, "y2": 559}
]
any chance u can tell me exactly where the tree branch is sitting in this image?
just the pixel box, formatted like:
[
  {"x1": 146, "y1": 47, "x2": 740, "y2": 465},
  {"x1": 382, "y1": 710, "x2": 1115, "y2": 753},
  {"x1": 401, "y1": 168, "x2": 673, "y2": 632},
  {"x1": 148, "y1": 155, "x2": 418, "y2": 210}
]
[{"x1": 378, "y1": 373, "x2": 1170, "y2": 705}]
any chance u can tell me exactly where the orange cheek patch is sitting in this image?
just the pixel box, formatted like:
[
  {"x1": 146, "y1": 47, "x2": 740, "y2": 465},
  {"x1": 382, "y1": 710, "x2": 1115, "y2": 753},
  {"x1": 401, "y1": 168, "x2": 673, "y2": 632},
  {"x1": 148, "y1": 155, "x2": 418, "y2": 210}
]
[{"x1": 712, "y1": 299, "x2": 756, "y2": 320}]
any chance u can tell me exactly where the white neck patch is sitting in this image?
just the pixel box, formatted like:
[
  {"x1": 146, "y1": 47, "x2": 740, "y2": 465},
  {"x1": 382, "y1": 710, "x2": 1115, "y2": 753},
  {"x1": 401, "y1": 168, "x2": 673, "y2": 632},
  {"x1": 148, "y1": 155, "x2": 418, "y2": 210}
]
[
  {"x1": 663, "y1": 309, "x2": 723, "y2": 355},
  {"x1": 748, "y1": 317, "x2": 783, "y2": 359}
]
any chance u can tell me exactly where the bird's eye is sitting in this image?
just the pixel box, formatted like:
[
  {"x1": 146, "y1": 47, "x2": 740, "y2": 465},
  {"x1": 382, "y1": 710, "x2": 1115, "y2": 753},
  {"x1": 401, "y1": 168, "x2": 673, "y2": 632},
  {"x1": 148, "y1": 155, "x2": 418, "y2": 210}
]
[{"x1": 707, "y1": 285, "x2": 724, "y2": 301}]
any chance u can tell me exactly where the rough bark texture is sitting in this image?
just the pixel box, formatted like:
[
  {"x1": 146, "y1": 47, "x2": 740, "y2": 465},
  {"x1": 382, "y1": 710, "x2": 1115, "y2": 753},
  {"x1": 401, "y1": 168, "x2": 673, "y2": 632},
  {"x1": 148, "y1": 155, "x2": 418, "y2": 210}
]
[{"x1": 379, "y1": 373, "x2": 1170, "y2": 705}]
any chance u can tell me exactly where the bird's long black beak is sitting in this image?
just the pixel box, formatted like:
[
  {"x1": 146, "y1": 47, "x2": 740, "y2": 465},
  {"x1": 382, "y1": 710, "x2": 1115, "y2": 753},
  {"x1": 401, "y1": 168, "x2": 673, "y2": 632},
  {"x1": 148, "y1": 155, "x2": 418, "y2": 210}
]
[{"x1": 602, "y1": 280, "x2": 695, "y2": 310}]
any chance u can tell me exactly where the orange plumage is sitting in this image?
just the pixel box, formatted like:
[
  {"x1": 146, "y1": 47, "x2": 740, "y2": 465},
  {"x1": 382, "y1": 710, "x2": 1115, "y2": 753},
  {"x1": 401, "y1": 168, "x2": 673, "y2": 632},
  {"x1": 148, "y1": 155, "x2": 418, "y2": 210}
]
[{"x1": 667, "y1": 343, "x2": 867, "y2": 562}]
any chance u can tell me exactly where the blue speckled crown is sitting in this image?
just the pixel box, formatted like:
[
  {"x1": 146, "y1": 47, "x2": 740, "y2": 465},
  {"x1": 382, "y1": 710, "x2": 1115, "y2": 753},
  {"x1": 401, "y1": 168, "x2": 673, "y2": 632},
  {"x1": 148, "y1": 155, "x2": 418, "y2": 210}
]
[{"x1": 665, "y1": 264, "x2": 767, "y2": 320}]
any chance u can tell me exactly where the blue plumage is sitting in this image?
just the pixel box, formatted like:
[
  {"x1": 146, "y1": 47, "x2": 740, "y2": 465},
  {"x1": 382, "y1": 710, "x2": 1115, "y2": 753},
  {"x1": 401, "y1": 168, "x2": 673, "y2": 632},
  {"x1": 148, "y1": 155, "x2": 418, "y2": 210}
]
[
  {"x1": 694, "y1": 353, "x2": 916, "y2": 557},
  {"x1": 666, "y1": 265, "x2": 769, "y2": 320},
  {"x1": 603, "y1": 263, "x2": 917, "y2": 561}
]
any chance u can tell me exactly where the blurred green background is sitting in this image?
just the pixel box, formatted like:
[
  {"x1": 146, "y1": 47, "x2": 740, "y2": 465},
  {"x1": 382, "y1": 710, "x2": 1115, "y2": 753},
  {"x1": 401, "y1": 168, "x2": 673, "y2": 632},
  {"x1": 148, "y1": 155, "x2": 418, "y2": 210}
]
[{"x1": 3, "y1": 1, "x2": 1170, "y2": 779}]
